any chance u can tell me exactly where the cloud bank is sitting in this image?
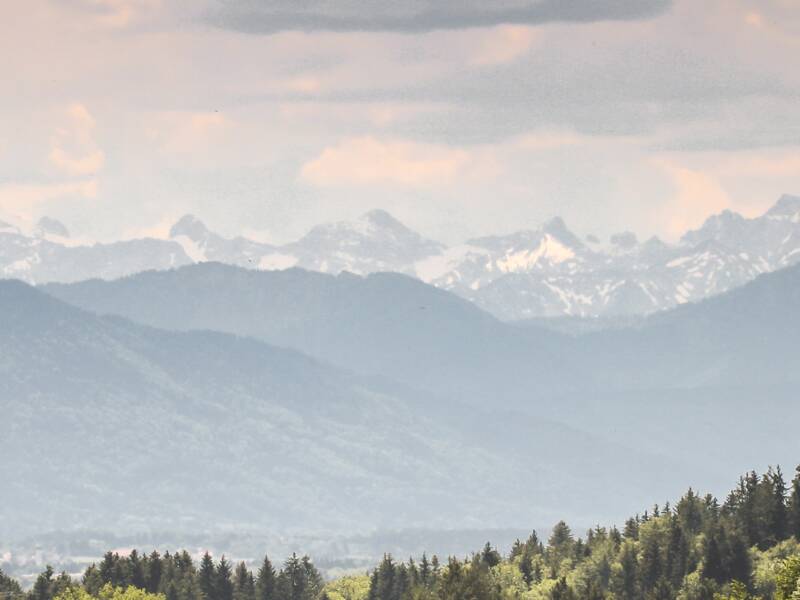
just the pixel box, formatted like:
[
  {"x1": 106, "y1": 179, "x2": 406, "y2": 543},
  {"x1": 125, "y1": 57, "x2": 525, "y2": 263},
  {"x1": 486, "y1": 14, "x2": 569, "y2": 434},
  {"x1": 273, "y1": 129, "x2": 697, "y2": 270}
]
[{"x1": 207, "y1": 0, "x2": 672, "y2": 34}]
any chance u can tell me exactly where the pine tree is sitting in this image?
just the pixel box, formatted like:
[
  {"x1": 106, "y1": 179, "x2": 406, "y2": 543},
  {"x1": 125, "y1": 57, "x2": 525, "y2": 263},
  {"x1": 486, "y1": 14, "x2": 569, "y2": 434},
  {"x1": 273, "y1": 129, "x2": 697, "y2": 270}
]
[
  {"x1": 82, "y1": 566, "x2": 103, "y2": 597},
  {"x1": 276, "y1": 553, "x2": 322, "y2": 600},
  {"x1": 647, "y1": 577, "x2": 673, "y2": 600},
  {"x1": 130, "y1": 550, "x2": 146, "y2": 590},
  {"x1": 480, "y1": 542, "x2": 501, "y2": 568},
  {"x1": 418, "y1": 554, "x2": 431, "y2": 586},
  {"x1": 623, "y1": 518, "x2": 639, "y2": 540},
  {"x1": 640, "y1": 532, "x2": 662, "y2": 591},
  {"x1": 216, "y1": 557, "x2": 234, "y2": 600},
  {"x1": 374, "y1": 555, "x2": 397, "y2": 600},
  {"x1": 767, "y1": 466, "x2": 789, "y2": 543},
  {"x1": 299, "y1": 556, "x2": 323, "y2": 600},
  {"x1": 199, "y1": 553, "x2": 216, "y2": 600},
  {"x1": 612, "y1": 541, "x2": 640, "y2": 600},
  {"x1": 551, "y1": 577, "x2": 576, "y2": 600},
  {"x1": 30, "y1": 566, "x2": 55, "y2": 600},
  {"x1": 703, "y1": 530, "x2": 725, "y2": 584},
  {"x1": 789, "y1": 466, "x2": 800, "y2": 541},
  {"x1": 233, "y1": 562, "x2": 255, "y2": 600},
  {"x1": 666, "y1": 516, "x2": 689, "y2": 587},
  {"x1": 430, "y1": 555, "x2": 440, "y2": 577},
  {"x1": 99, "y1": 553, "x2": 116, "y2": 587},
  {"x1": 676, "y1": 488, "x2": 704, "y2": 535},
  {"x1": 255, "y1": 555, "x2": 277, "y2": 600},
  {"x1": 519, "y1": 551, "x2": 535, "y2": 587},
  {"x1": 146, "y1": 551, "x2": 163, "y2": 594},
  {"x1": 525, "y1": 531, "x2": 543, "y2": 555},
  {"x1": 0, "y1": 568, "x2": 23, "y2": 600}
]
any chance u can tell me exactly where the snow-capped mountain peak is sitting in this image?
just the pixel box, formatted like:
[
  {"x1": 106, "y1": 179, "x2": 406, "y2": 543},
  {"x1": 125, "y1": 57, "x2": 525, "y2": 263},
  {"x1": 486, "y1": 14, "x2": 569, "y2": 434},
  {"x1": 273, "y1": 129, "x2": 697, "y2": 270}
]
[
  {"x1": 765, "y1": 194, "x2": 800, "y2": 222},
  {"x1": 285, "y1": 210, "x2": 443, "y2": 275},
  {"x1": 681, "y1": 209, "x2": 748, "y2": 246},
  {"x1": 3, "y1": 195, "x2": 800, "y2": 321}
]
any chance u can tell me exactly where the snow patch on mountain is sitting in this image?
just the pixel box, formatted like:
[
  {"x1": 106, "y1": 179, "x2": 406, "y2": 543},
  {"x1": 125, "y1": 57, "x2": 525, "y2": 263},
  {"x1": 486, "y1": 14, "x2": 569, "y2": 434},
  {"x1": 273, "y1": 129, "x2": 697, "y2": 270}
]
[{"x1": 4, "y1": 196, "x2": 800, "y2": 320}]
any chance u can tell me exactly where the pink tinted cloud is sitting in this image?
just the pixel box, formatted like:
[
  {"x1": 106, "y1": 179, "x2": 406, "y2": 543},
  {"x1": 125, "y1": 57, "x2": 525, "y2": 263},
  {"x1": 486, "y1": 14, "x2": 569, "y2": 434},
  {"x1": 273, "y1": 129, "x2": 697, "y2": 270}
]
[{"x1": 300, "y1": 136, "x2": 498, "y2": 187}]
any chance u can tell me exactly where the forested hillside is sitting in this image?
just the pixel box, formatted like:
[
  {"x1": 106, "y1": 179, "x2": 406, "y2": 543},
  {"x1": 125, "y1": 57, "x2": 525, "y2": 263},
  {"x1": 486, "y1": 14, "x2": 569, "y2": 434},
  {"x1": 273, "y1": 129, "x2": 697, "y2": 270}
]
[{"x1": 3, "y1": 467, "x2": 800, "y2": 600}]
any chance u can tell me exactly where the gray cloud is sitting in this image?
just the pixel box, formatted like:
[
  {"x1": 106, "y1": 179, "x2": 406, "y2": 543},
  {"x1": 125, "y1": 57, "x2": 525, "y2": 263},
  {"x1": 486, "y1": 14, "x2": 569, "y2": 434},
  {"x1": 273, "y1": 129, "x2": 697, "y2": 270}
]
[{"x1": 207, "y1": 0, "x2": 672, "y2": 34}]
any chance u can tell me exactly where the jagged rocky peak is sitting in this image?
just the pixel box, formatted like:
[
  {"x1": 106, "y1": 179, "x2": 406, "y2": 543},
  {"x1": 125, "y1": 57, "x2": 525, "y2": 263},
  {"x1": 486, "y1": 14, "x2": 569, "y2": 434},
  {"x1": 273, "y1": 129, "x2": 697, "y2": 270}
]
[
  {"x1": 169, "y1": 214, "x2": 210, "y2": 240},
  {"x1": 681, "y1": 208, "x2": 748, "y2": 245},
  {"x1": 765, "y1": 194, "x2": 800, "y2": 220},
  {"x1": 360, "y1": 208, "x2": 407, "y2": 230},
  {"x1": 35, "y1": 217, "x2": 70, "y2": 239},
  {"x1": 610, "y1": 231, "x2": 638, "y2": 249}
]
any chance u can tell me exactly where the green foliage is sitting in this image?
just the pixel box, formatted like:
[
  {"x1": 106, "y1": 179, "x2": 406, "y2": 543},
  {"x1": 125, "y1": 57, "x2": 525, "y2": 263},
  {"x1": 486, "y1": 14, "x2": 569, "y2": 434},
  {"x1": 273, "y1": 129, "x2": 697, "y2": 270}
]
[
  {"x1": 10, "y1": 465, "x2": 800, "y2": 600},
  {"x1": 55, "y1": 584, "x2": 165, "y2": 600},
  {"x1": 775, "y1": 556, "x2": 800, "y2": 600},
  {"x1": 321, "y1": 575, "x2": 370, "y2": 600},
  {"x1": 0, "y1": 568, "x2": 24, "y2": 600}
]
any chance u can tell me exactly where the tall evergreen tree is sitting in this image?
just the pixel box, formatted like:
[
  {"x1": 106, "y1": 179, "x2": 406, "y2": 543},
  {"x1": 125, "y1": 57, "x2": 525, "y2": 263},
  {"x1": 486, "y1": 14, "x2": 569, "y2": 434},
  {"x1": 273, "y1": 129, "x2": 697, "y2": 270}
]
[
  {"x1": 550, "y1": 577, "x2": 576, "y2": 600},
  {"x1": 129, "y1": 550, "x2": 146, "y2": 590},
  {"x1": 480, "y1": 542, "x2": 501, "y2": 568},
  {"x1": 216, "y1": 557, "x2": 234, "y2": 600},
  {"x1": 198, "y1": 553, "x2": 216, "y2": 600},
  {"x1": 146, "y1": 551, "x2": 163, "y2": 594},
  {"x1": 255, "y1": 555, "x2": 277, "y2": 600},
  {"x1": 29, "y1": 566, "x2": 56, "y2": 600},
  {"x1": 640, "y1": 532, "x2": 662, "y2": 591},
  {"x1": 612, "y1": 541, "x2": 640, "y2": 600},
  {"x1": 789, "y1": 466, "x2": 800, "y2": 541},
  {"x1": 233, "y1": 562, "x2": 255, "y2": 600},
  {"x1": 703, "y1": 529, "x2": 725, "y2": 584},
  {"x1": 0, "y1": 568, "x2": 23, "y2": 600}
]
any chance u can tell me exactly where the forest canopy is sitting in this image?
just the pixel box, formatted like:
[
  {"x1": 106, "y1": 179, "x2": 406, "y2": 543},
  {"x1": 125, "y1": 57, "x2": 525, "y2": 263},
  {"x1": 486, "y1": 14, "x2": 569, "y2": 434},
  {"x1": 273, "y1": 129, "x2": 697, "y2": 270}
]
[{"x1": 2, "y1": 466, "x2": 800, "y2": 600}]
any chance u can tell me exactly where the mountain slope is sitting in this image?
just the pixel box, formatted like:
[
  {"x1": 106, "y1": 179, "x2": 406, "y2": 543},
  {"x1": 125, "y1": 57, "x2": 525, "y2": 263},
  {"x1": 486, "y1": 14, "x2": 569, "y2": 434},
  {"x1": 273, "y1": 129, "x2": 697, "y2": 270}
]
[
  {"x1": 3, "y1": 280, "x2": 687, "y2": 541},
  {"x1": 579, "y1": 261, "x2": 800, "y2": 389},
  {"x1": 43, "y1": 263, "x2": 581, "y2": 404},
  {"x1": 32, "y1": 259, "x2": 800, "y2": 545}
]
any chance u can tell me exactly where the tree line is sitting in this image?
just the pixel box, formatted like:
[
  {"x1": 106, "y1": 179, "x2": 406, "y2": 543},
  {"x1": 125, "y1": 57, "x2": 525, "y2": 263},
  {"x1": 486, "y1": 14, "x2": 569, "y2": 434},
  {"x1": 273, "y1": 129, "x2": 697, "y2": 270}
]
[{"x1": 2, "y1": 465, "x2": 800, "y2": 600}]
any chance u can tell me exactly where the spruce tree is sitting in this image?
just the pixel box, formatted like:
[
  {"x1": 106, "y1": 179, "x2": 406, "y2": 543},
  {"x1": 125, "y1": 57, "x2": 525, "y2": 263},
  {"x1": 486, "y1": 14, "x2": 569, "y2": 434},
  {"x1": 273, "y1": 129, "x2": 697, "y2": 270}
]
[
  {"x1": 233, "y1": 562, "x2": 255, "y2": 600},
  {"x1": 480, "y1": 542, "x2": 501, "y2": 568},
  {"x1": 130, "y1": 550, "x2": 146, "y2": 590},
  {"x1": 418, "y1": 554, "x2": 431, "y2": 586},
  {"x1": 640, "y1": 533, "x2": 662, "y2": 591},
  {"x1": 789, "y1": 466, "x2": 800, "y2": 541},
  {"x1": 0, "y1": 568, "x2": 23, "y2": 600},
  {"x1": 551, "y1": 577, "x2": 576, "y2": 600},
  {"x1": 768, "y1": 466, "x2": 789, "y2": 543},
  {"x1": 216, "y1": 557, "x2": 234, "y2": 600},
  {"x1": 623, "y1": 518, "x2": 639, "y2": 540},
  {"x1": 255, "y1": 555, "x2": 277, "y2": 600},
  {"x1": 199, "y1": 553, "x2": 216, "y2": 600},
  {"x1": 146, "y1": 551, "x2": 163, "y2": 594},
  {"x1": 612, "y1": 541, "x2": 640, "y2": 600},
  {"x1": 29, "y1": 566, "x2": 55, "y2": 600},
  {"x1": 703, "y1": 530, "x2": 725, "y2": 583}
]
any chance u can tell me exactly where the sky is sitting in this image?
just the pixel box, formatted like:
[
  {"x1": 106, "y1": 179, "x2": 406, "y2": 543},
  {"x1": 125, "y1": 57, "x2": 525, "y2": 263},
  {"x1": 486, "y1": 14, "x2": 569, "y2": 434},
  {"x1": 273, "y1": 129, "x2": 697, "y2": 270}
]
[{"x1": 1, "y1": 0, "x2": 799, "y2": 245}]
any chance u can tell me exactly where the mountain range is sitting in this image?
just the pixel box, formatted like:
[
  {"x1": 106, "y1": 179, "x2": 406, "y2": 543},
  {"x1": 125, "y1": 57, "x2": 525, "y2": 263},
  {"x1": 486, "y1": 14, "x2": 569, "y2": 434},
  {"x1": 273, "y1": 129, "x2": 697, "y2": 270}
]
[
  {"x1": 4, "y1": 194, "x2": 800, "y2": 320},
  {"x1": 0, "y1": 278, "x2": 686, "y2": 541},
  {"x1": 5, "y1": 195, "x2": 800, "y2": 546},
  {"x1": 30, "y1": 260, "x2": 800, "y2": 538}
]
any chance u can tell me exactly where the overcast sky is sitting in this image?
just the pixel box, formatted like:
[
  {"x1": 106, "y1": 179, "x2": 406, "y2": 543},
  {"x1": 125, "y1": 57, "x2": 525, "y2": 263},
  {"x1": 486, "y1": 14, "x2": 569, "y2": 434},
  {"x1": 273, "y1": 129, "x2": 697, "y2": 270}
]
[{"x1": 1, "y1": 0, "x2": 799, "y2": 245}]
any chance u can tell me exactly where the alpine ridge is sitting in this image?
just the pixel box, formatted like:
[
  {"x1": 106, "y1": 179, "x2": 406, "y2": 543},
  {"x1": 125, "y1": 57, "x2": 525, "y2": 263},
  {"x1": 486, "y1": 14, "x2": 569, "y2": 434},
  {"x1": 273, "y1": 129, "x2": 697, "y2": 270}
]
[{"x1": 4, "y1": 194, "x2": 800, "y2": 320}]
